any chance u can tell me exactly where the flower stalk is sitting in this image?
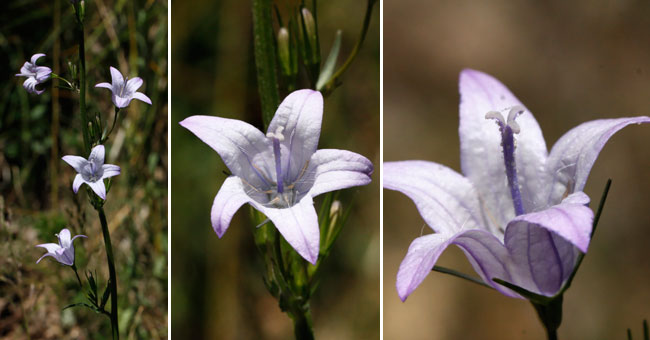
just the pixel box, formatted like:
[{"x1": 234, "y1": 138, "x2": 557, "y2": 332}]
[
  {"x1": 73, "y1": 3, "x2": 90, "y2": 153},
  {"x1": 97, "y1": 206, "x2": 119, "y2": 340},
  {"x1": 252, "y1": 0, "x2": 280, "y2": 128}
]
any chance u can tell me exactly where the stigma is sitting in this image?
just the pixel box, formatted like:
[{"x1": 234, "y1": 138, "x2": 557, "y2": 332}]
[{"x1": 486, "y1": 105, "x2": 526, "y2": 216}]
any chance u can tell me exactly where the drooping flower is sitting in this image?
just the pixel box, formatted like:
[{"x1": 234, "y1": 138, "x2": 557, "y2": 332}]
[
  {"x1": 95, "y1": 66, "x2": 152, "y2": 108},
  {"x1": 62, "y1": 145, "x2": 121, "y2": 200},
  {"x1": 180, "y1": 89, "x2": 373, "y2": 264},
  {"x1": 384, "y1": 69, "x2": 649, "y2": 301},
  {"x1": 15, "y1": 53, "x2": 52, "y2": 95},
  {"x1": 36, "y1": 228, "x2": 87, "y2": 266}
]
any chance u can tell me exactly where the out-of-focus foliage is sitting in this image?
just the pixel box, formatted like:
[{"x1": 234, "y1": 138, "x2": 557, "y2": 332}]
[
  {"x1": 384, "y1": 1, "x2": 650, "y2": 339},
  {"x1": 171, "y1": 0, "x2": 379, "y2": 339},
  {"x1": 0, "y1": 0, "x2": 168, "y2": 339}
]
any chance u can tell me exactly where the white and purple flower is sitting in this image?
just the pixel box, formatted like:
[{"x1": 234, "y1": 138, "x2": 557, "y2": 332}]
[
  {"x1": 36, "y1": 228, "x2": 87, "y2": 266},
  {"x1": 384, "y1": 69, "x2": 649, "y2": 301},
  {"x1": 15, "y1": 53, "x2": 52, "y2": 95},
  {"x1": 180, "y1": 89, "x2": 374, "y2": 264},
  {"x1": 62, "y1": 145, "x2": 121, "y2": 200},
  {"x1": 95, "y1": 66, "x2": 152, "y2": 108}
]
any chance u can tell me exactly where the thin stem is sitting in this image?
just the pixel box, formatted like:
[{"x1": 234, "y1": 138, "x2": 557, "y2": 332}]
[
  {"x1": 51, "y1": 73, "x2": 75, "y2": 90},
  {"x1": 290, "y1": 308, "x2": 314, "y2": 340},
  {"x1": 70, "y1": 264, "x2": 83, "y2": 288},
  {"x1": 75, "y1": 5, "x2": 91, "y2": 152},
  {"x1": 252, "y1": 0, "x2": 280, "y2": 128},
  {"x1": 432, "y1": 265, "x2": 494, "y2": 290},
  {"x1": 531, "y1": 297, "x2": 563, "y2": 340},
  {"x1": 102, "y1": 107, "x2": 121, "y2": 143},
  {"x1": 319, "y1": 0, "x2": 376, "y2": 95},
  {"x1": 98, "y1": 207, "x2": 119, "y2": 340}
]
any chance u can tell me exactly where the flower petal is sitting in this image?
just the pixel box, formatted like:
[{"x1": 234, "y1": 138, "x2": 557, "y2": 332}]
[
  {"x1": 132, "y1": 92, "x2": 152, "y2": 105},
  {"x1": 125, "y1": 77, "x2": 143, "y2": 93},
  {"x1": 383, "y1": 160, "x2": 487, "y2": 235},
  {"x1": 95, "y1": 82, "x2": 113, "y2": 89},
  {"x1": 34, "y1": 66, "x2": 51, "y2": 82},
  {"x1": 62, "y1": 155, "x2": 87, "y2": 172},
  {"x1": 179, "y1": 115, "x2": 274, "y2": 187},
  {"x1": 545, "y1": 116, "x2": 650, "y2": 205},
  {"x1": 504, "y1": 192, "x2": 594, "y2": 295},
  {"x1": 36, "y1": 252, "x2": 55, "y2": 264},
  {"x1": 89, "y1": 145, "x2": 105, "y2": 164},
  {"x1": 458, "y1": 69, "x2": 548, "y2": 225},
  {"x1": 109, "y1": 66, "x2": 124, "y2": 87},
  {"x1": 268, "y1": 90, "x2": 323, "y2": 181},
  {"x1": 113, "y1": 95, "x2": 131, "y2": 108},
  {"x1": 253, "y1": 196, "x2": 320, "y2": 264},
  {"x1": 302, "y1": 149, "x2": 373, "y2": 198},
  {"x1": 36, "y1": 243, "x2": 61, "y2": 253},
  {"x1": 58, "y1": 228, "x2": 72, "y2": 248},
  {"x1": 396, "y1": 234, "x2": 449, "y2": 301},
  {"x1": 30, "y1": 53, "x2": 46, "y2": 64},
  {"x1": 87, "y1": 180, "x2": 107, "y2": 200},
  {"x1": 71, "y1": 234, "x2": 87, "y2": 243},
  {"x1": 211, "y1": 177, "x2": 251, "y2": 237},
  {"x1": 72, "y1": 174, "x2": 84, "y2": 193},
  {"x1": 396, "y1": 230, "x2": 513, "y2": 301},
  {"x1": 101, "y1": 164, "x2": 121, "y2": 179}
]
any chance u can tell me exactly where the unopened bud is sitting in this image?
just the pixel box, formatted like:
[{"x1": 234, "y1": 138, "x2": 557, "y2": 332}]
[
  {"x1": 277, "y1": 28, "x2": 292, "y2": 77},
  {"x1": 300, "y1": 8, "x2": 320, "y2": 65},
  {"x1": 329, "y1": 200, "x2": 342, "y2": 219}
]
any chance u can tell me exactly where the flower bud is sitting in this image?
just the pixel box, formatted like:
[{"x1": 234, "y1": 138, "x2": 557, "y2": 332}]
[
  {"x1": 300, "y1": 8, "x2": 320, "y2": 65},
  {"x1": 277, "y1": 28, "x2": 292, "y2": 77}
]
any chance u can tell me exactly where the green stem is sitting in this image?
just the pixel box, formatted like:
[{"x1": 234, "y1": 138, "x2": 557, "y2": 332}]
[
  {"x1": 319, "y1": 0, "x2": 376, "y2": 95},
  {"x1": 252, "y1": 0, "x2": 280, "y2": 128},
  {"x1": 102, "y1": 108, "x2": 121, "y2": 143},
  {"x1": 531, "y1": 296, "x2": 563, "y2": 340},
  {"x1": 50, "y1": 73, "x2": 75, "y2": 90},
  {"x1": 70, "y1": 263, "x2": 83, "y2": 288},
  {"x1": 97, "y1": 207, "x2": 119, "y2": 340},
  {"x1": 290, "y1": 308, "x2": 314, "y2": 340},
  {"x1": 75, "y1": 6, "x2": 91, "y2": 152}
]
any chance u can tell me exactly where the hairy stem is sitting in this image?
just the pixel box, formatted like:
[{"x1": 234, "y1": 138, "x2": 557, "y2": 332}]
[
  {"x1": 98, "y1": 207, "x2": 119, "y2": 340},
  {"x1": 252, "y1": 0, "x2": 280, "y2": 128}
]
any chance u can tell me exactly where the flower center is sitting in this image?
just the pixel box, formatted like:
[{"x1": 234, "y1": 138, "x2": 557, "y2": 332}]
[
  {"x1": 266, "y1": 126, "x2": 286, "y2": 194},
  {"x1": 82, "y1": 160, "x2": 103, "y2": 182},
  {"x1": 485, "y1": 106, "x2": 526, "y2": 216}
]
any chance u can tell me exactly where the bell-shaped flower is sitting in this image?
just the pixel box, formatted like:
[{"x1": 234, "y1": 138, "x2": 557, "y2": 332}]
[
  {"x1": 385, "y1": 69, "x2": 649, "y2": 301},
  {"x1": 15, "y1": 53, "x2": 52, "y2": 95},
  {"x1": 62, "y1": 145, "x2": 121, "y2": 200},
  {"x1": 95, "y1": 66, "x2": 152, "y2": 108},
  {"x1": 180, "y1": 89, "x2": 373, "y2": 264},
  {"x1": 36, "y1": 228, "x2": 87, "y2": 266}
]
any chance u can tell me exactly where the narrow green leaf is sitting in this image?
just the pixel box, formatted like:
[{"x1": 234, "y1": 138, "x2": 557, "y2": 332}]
[
  {"x1": 316, "y1": 30, "x2": 342, "y2": 91},
  {"x1": 432, "y1": 265, "x2": 493, "y2": 290}
]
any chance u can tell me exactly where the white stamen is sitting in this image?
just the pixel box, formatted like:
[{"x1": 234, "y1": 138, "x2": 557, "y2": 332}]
[
  {"x1": 507, "y1": 106, "x2": 525, "y2": 125},
  {"x1": 485, "y1": 111, "x2": 505, "y2": 124},
  {"x1": 265, "y1": 126, "x2": 285, "y2": 141}
]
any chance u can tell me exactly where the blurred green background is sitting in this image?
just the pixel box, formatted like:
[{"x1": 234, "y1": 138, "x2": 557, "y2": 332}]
[
  {"x1": 171, "y1": 0, "x2": 379, "y2": 338},
  {"x1": 384, "y1": 1, "x2": 650, "y2": 339},
  {"x1": 0, "y1": 0, "x2": 168, "y2": 339}
]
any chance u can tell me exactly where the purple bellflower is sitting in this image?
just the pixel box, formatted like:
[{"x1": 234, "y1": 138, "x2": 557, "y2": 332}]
[
  {"x1": 36, "y1": 228, "x2": 87, "y2": 266},
  {"x1": 385, "y1": 69, "x2": 649, "y2": 301},
  {"x1": 180, "y1": 89, "x2": 373, "y2": 264},
  {"x1": 95, "y1": 66, "x2": 152, "y2": 108},
  {"x1": 62, "y1": 145, "x2": 121, "y2": 200},
  {"x1": 15, "y1": 53, "x2": 52, "y2": 95}
]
